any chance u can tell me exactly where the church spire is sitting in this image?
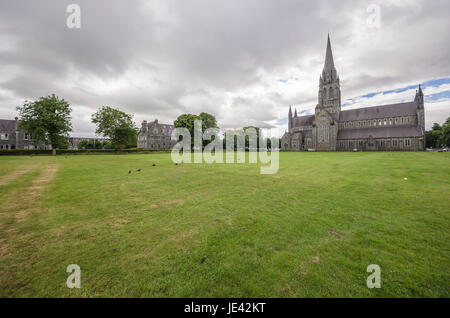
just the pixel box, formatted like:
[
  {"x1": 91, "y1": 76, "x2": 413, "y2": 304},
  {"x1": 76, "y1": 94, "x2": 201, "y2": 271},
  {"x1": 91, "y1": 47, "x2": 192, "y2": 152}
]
[
  {"x1": 324, "y1": 33, "x2": 335, "y2": 72},
  {"x1": 322, "y1": 34, "x2": 338, "y2": 83},
  {"x1": 288, "y1": 105, "x2": 293, "y2": 133},
  {"x1": 318, "y1": 34, "x2": 341, "y2": 119},
  {"x1": 415, "y1": 84, "x2": 424, "y2": 106}
]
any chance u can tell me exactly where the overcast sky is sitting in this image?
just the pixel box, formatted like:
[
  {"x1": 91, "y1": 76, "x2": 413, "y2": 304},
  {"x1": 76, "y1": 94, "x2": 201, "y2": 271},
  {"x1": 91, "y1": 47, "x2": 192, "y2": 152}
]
[{"x1": 0, "y1": 0, "x2": 449, "y2": 137}]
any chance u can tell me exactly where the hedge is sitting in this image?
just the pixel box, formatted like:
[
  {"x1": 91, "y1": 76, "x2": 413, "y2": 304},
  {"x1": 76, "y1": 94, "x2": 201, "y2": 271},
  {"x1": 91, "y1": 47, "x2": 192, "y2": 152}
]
[{"x1": 0, "y1": 148, "x2": 173, "y2": 156}]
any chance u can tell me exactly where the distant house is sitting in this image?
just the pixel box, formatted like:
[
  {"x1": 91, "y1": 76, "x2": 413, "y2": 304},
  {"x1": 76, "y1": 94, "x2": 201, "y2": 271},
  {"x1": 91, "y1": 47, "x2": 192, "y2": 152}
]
[
  {"x1": 138, "y1": 119, "x2": 176, "y2": 150},
  {"x1": 0, "y1": 118, "x2": 51, "y2": 150},
  {"x1": 68, "y1": 137, "x2": 108, "y2": 149}
]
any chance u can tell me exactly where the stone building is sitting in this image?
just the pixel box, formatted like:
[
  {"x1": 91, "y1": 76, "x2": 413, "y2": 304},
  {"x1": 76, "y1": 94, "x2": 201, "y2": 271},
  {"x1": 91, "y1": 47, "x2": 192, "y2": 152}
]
[
  {"x1": 68, "y1": 137, "x2": 108, "y2": 149},
  {"x1": 281, "y1": 35, "x2": 425, "y2": 151},
  {"x1": 0, "y1": 117, "x2": 51, "y2": 150},
  {"x1": 137, "y1": 119, "x2": 176, "y2": 150}
]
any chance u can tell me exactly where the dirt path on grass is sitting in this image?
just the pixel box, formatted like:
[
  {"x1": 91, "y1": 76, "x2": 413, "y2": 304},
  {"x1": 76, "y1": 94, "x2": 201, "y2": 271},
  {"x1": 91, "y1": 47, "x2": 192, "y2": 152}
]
[
  {"x1": 0, "y1": 164, "x2": 39, "y2": 186},
  {"x1": 0, "y1": 163, "x2": 59, "y2": 257},
  {"x1": 15, "y1": 163, "x2": 59, "y2": 222}
]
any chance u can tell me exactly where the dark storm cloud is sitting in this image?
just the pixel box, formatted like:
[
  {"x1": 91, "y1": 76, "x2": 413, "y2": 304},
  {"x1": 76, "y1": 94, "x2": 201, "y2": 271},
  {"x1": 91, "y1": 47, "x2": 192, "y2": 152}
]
[{"x1": 0, "y1": 0, "x2": 449, "y2": 136}]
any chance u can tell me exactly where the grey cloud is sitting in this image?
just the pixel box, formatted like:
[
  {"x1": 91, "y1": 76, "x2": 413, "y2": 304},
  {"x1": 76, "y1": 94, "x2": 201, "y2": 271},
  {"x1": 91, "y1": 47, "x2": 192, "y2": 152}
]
[{"x1": 0, "y1": 0, "x2": 449, "y2": 136}]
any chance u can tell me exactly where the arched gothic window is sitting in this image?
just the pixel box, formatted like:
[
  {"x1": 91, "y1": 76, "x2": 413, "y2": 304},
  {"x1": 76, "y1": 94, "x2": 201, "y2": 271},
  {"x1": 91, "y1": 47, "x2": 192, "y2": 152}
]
[{"x1": 329, "y1": 87, "x2": 333, "y2": 99}]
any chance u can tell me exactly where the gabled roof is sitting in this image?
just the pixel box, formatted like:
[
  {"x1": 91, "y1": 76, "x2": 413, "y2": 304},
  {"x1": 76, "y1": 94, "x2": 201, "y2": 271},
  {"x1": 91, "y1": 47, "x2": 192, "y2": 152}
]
[
  {"x1": 337, "y1": 126, "x2": 423, "y2": 140},
  {"x1": 146, "y1": 121, "x2": 174, "y2": 137},
  {"x1": 339, "y1": 102, "x2": 417, "y2": 121},
  {"x1": 0, "y1": 119, "x2": 16, "y2": 132}
]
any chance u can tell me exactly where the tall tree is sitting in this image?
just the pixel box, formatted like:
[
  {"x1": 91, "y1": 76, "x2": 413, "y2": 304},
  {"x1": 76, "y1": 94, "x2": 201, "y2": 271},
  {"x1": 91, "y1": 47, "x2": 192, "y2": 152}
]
[
  {"x1": 174, "y1": 112, "x2": 219, "y2": 146},
  {"x1": 426, "y1": 123, "x2": 442, "y2": 148},
  {"x1": 199, "y1": 112, "x2": 218, "y2": 130},
  {"x1": 16, "y1": 94, "x2": 72, "y2": 151},
  {"x1": 439, "y1": 117, "x2": 450, "y2": 147},
  {"x1": 91, "y1": 106, "x2": 137, "y2": 149},
  {"x1": 174, "y1": 113, "x2": 200, "y2": 138},
  {"x1": 243, "y1": 126, "x2": 261, "y2": 150}
]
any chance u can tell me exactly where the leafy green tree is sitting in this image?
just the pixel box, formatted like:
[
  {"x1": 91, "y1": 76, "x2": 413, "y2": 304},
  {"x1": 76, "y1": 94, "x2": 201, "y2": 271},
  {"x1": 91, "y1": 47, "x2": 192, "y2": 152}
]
[
  {"x1": 78, "y1": 139, "x2": 104, "y2": 149},
  {"x1": 77, "y1": 140, "x2": 89, "y2": 149},
  {"x1": 102, "y1": 141, "x2": 114, "y2": 149},
  {"x1": 199, "y1": 112, "x2": 218, "y2": 130},
  {"x1": 174, "y1": 112, "x2": 219, "y2": 147},
  {"x1": 91, "y1": 106, "x2": 137, "y2": 149},
  {"x1": 223, "y1": 129, "x2": 238, "y2": 150},
  {"x1": 16, "y1": 94, "x2": 72, "y2": 151},
  {"x1": 425, "y1": 118, "x2": 450, "y2": 148},
  {"x1": 174, "y1": 114, "x2": 200, "y2": 137},
  {"x1": 243, "y1": 126, "x2": 261, "y2": 150},
  {"x1": 426, "y1": 123, "x2": 442, "y2": 148},
  {"x1": 439, "y1": 117, "x2": 450, "y2": 147}
]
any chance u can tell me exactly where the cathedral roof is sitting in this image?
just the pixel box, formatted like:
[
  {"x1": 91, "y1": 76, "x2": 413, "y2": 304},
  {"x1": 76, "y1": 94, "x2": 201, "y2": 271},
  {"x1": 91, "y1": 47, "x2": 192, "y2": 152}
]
[
  {"x1": 293, "y1": 115, "x2": 315, "y2": 126},
  {"x1": 339, "y1": 102, "x2": 417, "y2": 122},
  {"x1": 337, "y1": 126, "x2": 423, "y2": 140}
]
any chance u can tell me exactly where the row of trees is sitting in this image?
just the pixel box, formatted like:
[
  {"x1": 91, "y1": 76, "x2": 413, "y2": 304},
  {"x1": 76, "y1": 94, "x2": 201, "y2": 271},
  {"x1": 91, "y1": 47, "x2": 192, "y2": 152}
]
[
  {"x1": 16, "y1": 94, "x2": 279, "y2": 152},
  {"x1": 16, "y1": 95, "x2": 138, "y2": 151},
  {"x1": 77, "y1": 140, "x2": 114, "y2": 150},
  {"x1": 173, "y1": 113, "x2": 280, "y2": 149},
  {"x1": 425, "y1": 117, "x2": 450, "y2": 148},
  {"x1": 22, "y1": 94, "x2": 448, "y2": 152}
]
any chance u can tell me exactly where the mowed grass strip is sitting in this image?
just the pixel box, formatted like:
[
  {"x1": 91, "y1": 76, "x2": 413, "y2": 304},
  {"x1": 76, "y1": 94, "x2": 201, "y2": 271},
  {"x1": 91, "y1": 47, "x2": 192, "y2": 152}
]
[{"x1": 0, "y1": 152, "x2": 449, "y2": 297}]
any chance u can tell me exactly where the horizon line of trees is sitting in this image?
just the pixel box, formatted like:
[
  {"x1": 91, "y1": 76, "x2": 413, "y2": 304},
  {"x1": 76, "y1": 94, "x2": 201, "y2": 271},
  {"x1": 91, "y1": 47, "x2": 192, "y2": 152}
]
[{"x1": 20, "y1": 94, "x2": 450, "y2": 152}]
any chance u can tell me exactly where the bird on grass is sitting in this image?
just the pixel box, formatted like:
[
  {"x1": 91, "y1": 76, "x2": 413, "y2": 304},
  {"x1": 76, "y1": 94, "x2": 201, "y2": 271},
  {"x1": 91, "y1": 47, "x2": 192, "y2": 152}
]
[
  {"x1": 137, "y1": 169, "x2": 141, "y2": 172},
  {"x1": 128, "y1": 170, "x2": 131, "y2": 174},
  {"x1": 152, "y1": 164, "x2": 156, "y2": 167}
]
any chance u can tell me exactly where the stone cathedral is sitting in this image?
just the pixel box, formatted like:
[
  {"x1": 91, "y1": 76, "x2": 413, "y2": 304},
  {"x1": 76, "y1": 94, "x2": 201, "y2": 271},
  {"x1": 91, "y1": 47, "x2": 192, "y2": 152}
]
[{"x1": 281, "y1": 35, "x2": 425, "y2": 151}]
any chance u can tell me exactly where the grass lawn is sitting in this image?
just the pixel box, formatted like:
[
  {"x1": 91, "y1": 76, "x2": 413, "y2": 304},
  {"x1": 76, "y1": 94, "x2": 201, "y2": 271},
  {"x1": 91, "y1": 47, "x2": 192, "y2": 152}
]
[{"x1": 0, "y1": 152, "x2": 449, "y2": 297}]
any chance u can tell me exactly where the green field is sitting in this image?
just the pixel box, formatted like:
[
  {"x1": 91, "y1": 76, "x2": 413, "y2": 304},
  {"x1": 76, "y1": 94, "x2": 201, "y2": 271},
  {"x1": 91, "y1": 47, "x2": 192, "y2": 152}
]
[{"x1": 0, "y1": 152, "x2": 449, "y2": 297}]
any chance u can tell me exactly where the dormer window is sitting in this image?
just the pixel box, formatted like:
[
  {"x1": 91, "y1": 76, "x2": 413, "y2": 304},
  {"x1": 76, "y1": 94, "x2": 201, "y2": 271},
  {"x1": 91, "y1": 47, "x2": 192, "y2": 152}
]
[{"x1": 1, "y1": 133, "x2": 8, "y2": 140}]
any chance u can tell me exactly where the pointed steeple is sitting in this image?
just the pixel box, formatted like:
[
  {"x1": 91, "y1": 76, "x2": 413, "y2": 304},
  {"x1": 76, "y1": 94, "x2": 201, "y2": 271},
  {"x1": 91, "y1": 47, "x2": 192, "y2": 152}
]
[
  {"x1": 288, "y1": 105, "x2": 293, "y2": 132},
  {"x1": 415, "y1": 84, "x2": 424, "y2": 106},
  {"x1": 322, "y1": 34, "x2": 338, "y2": 83},
  {"x1": 324, "y1": 33, "x2": 335, "y2": 72},
  {"x1": 294, "y1": 108, "x2": 298, "y2": 117},
  {"x1": 318, "y1": 34, "x2": 341, "y2": 118}
]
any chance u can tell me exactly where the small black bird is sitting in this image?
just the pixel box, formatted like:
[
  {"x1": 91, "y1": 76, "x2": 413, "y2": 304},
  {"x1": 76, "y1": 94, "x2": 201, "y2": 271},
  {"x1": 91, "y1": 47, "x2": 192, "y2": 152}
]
[
  {"x1": 128, "y1": 170, "x2": 131, "y2": 174},
  {"x1": 200, "y1": 257, "x2": 206, "y2": 264},
  {"x1": 175, "y1": 163, "x2": 178, "y2": 165},
  {"x1": 137, "y1": 169, "x2": 141, "y2": 172},
  {"x1": 152, "y1": 164, "x2": 156, "y2": 167}
]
